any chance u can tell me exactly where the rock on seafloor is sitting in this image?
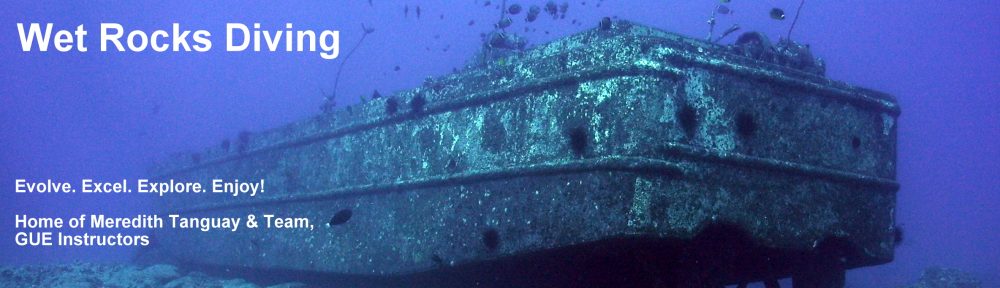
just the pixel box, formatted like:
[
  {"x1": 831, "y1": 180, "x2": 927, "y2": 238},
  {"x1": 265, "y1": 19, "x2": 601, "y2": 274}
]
[
  {"x1": 0, "y1": 263, "x2": 306, "y2": 288},
  {"x1": 902, "y1": 266, "x2": 982, "y2": 288}
]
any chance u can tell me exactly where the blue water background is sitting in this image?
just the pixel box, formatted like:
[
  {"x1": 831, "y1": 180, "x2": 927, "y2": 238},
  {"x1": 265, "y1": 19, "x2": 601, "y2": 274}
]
[{"x1": 1, "y1": 1, "x2": 997, "y2": 286}]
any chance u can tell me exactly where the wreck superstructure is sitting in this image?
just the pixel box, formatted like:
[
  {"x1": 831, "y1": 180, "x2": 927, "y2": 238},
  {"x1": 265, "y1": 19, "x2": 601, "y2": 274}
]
[{"x1": 148, "y1": 21, "x2": 899, "y2": 287}]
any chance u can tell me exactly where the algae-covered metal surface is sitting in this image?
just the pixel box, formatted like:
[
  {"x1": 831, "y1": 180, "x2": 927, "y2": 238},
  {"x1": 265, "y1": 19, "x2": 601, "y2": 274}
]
[{"x1": 148, "y1": 21, "x2": 899, "y2": 284}]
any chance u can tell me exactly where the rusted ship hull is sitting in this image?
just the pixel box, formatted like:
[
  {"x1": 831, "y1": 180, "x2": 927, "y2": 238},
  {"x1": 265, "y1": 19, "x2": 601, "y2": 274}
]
[{"x1": 149, "y1": 21, "x2": 899, "y2": 286}]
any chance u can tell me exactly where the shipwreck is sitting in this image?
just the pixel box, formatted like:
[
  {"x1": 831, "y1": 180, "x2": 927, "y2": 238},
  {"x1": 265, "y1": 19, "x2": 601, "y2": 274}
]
[{"x1": 147, "y1": 21, "x2": 900, "y2": 288}]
